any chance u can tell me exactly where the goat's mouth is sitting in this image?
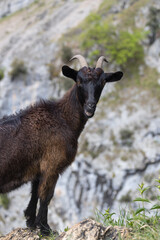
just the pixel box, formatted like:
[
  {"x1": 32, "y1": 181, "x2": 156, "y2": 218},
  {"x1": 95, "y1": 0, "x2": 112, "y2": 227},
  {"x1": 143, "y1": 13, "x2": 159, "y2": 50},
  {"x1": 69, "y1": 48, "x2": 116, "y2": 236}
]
[
  {"x1": 84, "y1": 108, "x2": 95, "y2": 118},
  {"x1": 84, "y1": 110, "x2": 94, "y2": 118}
]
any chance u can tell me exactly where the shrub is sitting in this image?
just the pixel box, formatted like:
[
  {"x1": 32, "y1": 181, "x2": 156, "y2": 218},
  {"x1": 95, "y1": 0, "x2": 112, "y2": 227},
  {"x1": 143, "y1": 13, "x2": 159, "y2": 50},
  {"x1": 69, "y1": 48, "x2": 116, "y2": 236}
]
[
  {"x1": 120, "y1": 191, "x2": 132, "y2": 202},
  {"x1": 61, "y1": 45, "x2": 73, "y2": 63},
  {"x1": 0, "y1": 194, "x2": 10, "y2": 209},
  {"x1": 147, "y1": 7, "x2": 160, "y2": 44},
  {"x1": 107, "y1": 30, "x2": 145, "y2": 69},
  {"x1": 80, "y1": 15, "x2": 146, "y2": 71},
  {"x1": 9, "y1": 59, "x2": 27, "y2": 81},
  {"x1": 120, "y1": 129, "x2": 134, "y2": 147},
  {"x1": 0, "y1": 68, "x2": 4, "y2": 81},
  {"x1": 120, "y1": 129, "x2": 133, "y2": 140},
  {"x1": 47, "y1": 62, "x2": 60, "y2": 80}
]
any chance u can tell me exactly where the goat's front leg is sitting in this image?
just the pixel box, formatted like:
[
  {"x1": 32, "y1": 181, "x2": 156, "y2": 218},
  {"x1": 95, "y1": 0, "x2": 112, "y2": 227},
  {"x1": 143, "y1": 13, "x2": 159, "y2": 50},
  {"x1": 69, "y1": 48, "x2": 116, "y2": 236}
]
[
  {"x1": 35, "y1": 173, "x2": 59, "y2": 236},
  {"x1": 24, "y1": 178, "x2": 39, "y2": 228}
]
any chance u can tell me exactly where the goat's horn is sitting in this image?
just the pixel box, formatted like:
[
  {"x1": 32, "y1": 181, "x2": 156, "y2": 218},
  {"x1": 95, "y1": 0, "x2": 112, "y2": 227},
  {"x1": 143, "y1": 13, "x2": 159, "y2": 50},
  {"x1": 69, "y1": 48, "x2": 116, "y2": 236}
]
[
  {"x1": 69, "y1": 55, "x2": 88, "y2": 68},
  {"x1": 96, "y1": 56, "x2": 108, "y2": 69}
]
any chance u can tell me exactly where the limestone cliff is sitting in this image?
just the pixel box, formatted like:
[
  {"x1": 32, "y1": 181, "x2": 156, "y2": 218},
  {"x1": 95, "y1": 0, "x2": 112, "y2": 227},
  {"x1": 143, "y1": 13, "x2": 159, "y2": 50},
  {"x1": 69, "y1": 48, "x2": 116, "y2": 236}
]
[{"x1": 0, "y1": 0, "x2": 160, "y2": 236}]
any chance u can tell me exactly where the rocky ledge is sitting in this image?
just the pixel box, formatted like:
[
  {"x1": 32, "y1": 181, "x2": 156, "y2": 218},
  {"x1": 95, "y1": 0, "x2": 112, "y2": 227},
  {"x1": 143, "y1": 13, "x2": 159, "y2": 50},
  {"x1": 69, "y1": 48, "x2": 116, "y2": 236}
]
[{"x1": 0, "y1": 219, "x2": 130, "y2": 240}]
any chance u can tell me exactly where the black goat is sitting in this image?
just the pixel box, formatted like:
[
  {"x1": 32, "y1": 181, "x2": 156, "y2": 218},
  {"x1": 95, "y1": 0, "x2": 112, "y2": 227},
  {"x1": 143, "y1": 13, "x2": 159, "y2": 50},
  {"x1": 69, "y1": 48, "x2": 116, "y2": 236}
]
[{"x1": 0, "y1": 55, "x2": 123, "y2": 235}]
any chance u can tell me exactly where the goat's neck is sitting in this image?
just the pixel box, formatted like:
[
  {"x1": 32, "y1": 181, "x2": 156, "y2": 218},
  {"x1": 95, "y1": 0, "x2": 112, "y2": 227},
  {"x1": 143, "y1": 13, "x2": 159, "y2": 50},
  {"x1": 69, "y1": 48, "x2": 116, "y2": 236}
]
[{"x1": 59, "y1": 85, "x2": 87, "y2": 139}]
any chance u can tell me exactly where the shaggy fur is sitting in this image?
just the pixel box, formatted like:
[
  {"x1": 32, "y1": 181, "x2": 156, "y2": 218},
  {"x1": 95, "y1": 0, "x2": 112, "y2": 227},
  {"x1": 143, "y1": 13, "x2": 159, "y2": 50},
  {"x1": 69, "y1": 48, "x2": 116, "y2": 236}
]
[{"x1": 0, "y1": 64, "x2": 123, "y2": 235}]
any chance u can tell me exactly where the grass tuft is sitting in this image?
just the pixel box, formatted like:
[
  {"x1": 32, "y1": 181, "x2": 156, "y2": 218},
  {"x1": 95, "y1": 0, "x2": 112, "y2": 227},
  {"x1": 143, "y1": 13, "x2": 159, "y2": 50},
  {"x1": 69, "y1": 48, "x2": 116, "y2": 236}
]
[
  {"x1": 0, "y1": 194, "x2": 10, "y2": 209},
  {"x1": 95, "y1": 179, "x2": 160, "y2": 239}
]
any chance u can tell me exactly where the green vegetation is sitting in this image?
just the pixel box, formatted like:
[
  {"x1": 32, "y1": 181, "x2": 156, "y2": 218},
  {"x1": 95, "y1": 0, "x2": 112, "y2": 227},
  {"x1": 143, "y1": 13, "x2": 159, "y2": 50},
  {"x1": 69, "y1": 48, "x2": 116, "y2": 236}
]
[
  {"x1": 147, "y1": 6, "x2": 160, "y2": 44},
  {"x1": 76, "y1": 0, "x2": 148, "y2": 73},
  {"x1": 47, "y1": 62, "x2": 60, "y2": 80},
  {"x1": 64, "y1": 226, "x2": 70, "y2": 232},
  {"x1": 61, "y1": 45, "x2": 73, "y2": 63},
  {"x1": 0, "y1": 194, "x2": 10, "y2": 209},
  {"x1": 118, "y1": 0, "x2": 150, "y2": 28},
  {"x1": 60, "y1": 0, "x2": 160, "y2": 100},
  {"x1": 80, "y1": 14, "x2": 145, "y2": 71},
  {"x1": 9, "y1": 59, "x2": 27, "y2": 81},
  {"x1": 98, "y1": 0, "x2": 117, "y2": 16},
  {"x1": 120, "y1": 129, "x2": 134, "y2": 147},
  {"x1": 0, "y1": 68, "x2": 4, "y2": 81},
  {"x1": 120, "y1": 191, "x2": 132, "y2": 203},
  {"x1": 95, "y1": 179, "x2": 160, "y2": 239}
]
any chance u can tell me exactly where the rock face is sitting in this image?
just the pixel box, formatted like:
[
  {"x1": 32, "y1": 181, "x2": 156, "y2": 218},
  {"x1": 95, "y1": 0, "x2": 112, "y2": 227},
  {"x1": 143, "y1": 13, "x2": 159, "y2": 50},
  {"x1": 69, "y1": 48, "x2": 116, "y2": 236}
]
[
  {"x1": 0, "y1": 0, "x2": 102, "y2": 117},
  {"x1": 0, "y1": 0, "x2": 35, "y2": 18},
  {"x1": 0, "y1": 0, "x2": 160, "y2": 236},
  {"x1": 0, "y1": 219, "x2": 130, "y2": 240},
  {"x1": 146, "y1": 38, "x2": 160, "y2": 73}
]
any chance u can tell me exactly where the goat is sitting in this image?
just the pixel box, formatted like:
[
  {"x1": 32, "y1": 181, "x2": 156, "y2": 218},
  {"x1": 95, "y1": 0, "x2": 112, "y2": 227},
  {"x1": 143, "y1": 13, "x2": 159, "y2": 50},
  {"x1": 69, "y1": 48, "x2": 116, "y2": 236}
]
[{"x1": 0, "y1": 55, "x2": 123, "y2": 235}]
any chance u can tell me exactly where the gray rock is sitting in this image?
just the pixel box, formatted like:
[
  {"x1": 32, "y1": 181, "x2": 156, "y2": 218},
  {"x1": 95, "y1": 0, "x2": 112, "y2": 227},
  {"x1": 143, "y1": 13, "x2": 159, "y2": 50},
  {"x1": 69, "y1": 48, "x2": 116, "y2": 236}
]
[
  {"x1": 0, "y1": 228, "x2": 40, "y2": 240},
  {"x1": 0, "y1": 0, "x2": 160, "y2": 236},
  {"x1": 56, "y1": 218, "x2": 131, "y2": 240},
  {"x1": 0, "y1": 219, "x2": 131, "y2": 240},
  {"x1": 0, "y1": 0, "x2": 35, "y2": 18}
]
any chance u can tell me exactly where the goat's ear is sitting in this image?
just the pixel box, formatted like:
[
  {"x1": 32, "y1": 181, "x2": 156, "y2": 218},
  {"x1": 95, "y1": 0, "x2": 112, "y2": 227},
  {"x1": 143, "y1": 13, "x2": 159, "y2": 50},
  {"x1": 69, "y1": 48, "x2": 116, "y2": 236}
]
[
  {"x1": 103, "y1": 71, "x2": 123, "y2": 82},
  {"x1": 62, "y1": 65, "x2": 78, "y2": 82}
]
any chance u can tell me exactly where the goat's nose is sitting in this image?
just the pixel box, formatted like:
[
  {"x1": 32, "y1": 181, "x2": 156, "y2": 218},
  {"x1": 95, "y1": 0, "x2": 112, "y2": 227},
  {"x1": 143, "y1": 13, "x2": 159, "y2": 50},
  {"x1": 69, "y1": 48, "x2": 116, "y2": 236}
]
[{"x1": 88, "y1": 102, "x2": 96, "y2": 109}]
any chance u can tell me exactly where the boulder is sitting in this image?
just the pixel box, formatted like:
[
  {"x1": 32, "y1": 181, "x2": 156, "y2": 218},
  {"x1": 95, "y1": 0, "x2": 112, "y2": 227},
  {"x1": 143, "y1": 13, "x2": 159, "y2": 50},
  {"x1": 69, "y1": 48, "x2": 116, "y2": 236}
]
[
  {"x1": 0, "y1": 228, "x2": 40, "y2": 240},
  {"x1": 0, "y1": 219, "x2": 131, "y2": 240},
  {"x1": 56, "y1": 218, "x2": 130, "y2": 240}
]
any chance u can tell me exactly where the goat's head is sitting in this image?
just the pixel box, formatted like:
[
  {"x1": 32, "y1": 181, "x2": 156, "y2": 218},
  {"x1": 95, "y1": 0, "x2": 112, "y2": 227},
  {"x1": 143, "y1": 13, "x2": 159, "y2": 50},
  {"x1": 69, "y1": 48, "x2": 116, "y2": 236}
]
[{"x1": 62, "y1": 55, "x2": 123, "y2": 118}]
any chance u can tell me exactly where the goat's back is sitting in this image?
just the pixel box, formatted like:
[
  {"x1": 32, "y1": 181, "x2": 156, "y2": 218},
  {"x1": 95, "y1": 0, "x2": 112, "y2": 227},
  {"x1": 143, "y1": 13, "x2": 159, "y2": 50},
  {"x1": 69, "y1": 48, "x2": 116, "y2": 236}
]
[{"x1": 0, "y1": 100, "x2": 76, "y2": 193}]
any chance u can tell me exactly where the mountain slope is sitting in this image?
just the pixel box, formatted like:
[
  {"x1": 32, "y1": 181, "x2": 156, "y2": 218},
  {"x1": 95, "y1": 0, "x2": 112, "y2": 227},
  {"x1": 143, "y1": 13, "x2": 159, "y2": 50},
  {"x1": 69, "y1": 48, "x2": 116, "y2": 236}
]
[{"x1": 0, "y1": 0, "x2": 160, "y2": 236}]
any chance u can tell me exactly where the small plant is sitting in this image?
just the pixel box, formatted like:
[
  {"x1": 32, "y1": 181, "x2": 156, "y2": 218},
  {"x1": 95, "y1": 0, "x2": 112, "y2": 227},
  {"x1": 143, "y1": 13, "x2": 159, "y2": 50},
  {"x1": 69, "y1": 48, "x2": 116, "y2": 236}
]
[
  {"x1": 95, "y1": 208, "x2": 116, "y2": 226},
  {"x1": 47, "y1": 62, "x2": 60, "y2": 80},
  {"x1": 120, "y1": 129, "x2": 134, "y2": 147},
  {"x1": 95, "y1": 178, "x2": 160, "y2": 239},
  {"x1": 61, "y1": 45, "x2": 73, "y2": 63},
  {"x1": 133, "y1": 182, "x2": 151, "y2": 216},
  {"x1": 47, "y1": 230, "x2": 59, "y2": 240},
  {"x1": 147, "y1": 7, "x2": 160, "y2": 44},
  {"x1": 9, "y1": 59, "x2": 27, "y2": 81},
  {"x1": 0, "y1": 68, "x2": 4, "y2": 81},
  {"x1": 120, "y1": 191, "x2": 132, "y2": 203},
  {"x1": 64, "y1": 226, "x2": 70, "y2": 232},
  {"x1": 0, "y1": 194, "x2": 10, "y2": 209}
]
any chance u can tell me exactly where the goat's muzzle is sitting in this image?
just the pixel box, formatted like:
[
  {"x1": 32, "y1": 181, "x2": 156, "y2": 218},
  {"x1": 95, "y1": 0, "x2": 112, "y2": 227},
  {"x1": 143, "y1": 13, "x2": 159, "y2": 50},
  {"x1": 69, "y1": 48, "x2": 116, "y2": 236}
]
[{"x1": 84, "y1": 103, "x2": 96, "y2": 118}]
